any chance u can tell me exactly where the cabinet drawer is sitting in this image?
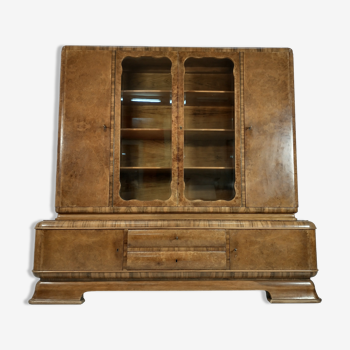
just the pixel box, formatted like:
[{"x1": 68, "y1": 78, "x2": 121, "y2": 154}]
[
  {"x1": 127, "y1": 251, "x2": 226, "y2": 270},
  {"x1": 128, "y1": 230, "x2": 226, "y2": 248}
]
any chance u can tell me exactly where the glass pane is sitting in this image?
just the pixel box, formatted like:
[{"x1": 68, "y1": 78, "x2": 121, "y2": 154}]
[
  {"x1": 184, "y1": 57, "x2": 235, "y2": 201},
  {"x1": 120, "y1": 57, "x2": 172, "y2": 201}
]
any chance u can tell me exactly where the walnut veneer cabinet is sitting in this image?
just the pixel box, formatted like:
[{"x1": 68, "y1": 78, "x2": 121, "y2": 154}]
[{"x1": 30, "y1": 46, "x2": 321, "y2": 304}]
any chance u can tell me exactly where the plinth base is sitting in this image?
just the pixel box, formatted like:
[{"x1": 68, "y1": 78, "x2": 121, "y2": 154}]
[{"x1": 29, "y1": 279, "x2": 321, "y2": 304}]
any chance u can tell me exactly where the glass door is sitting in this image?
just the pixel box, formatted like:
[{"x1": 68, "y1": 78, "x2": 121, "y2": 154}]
[
  {"x1": 115, "y1": 55, "x2": 177, "y2": 204},
  {"x1": 182, "y1": 57, "x2": 236, "y2": 202}
]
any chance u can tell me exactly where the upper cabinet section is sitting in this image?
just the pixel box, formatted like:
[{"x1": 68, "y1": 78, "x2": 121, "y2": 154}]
[{"x1": 56, "y1": 47, "x2": 297, "y2": 213}]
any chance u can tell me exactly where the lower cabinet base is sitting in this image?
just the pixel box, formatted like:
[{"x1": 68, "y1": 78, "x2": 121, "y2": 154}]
[{"x1": 29, "y1": 279, "x2": 321, "y2": 304}]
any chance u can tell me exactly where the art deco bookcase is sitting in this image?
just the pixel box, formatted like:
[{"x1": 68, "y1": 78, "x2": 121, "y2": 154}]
[{"x1": 29, "y1": 46, "x2": 321, "y2": 304}]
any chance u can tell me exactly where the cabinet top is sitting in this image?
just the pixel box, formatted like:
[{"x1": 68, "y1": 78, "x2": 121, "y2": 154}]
[{"x1": 62, "y1": 46, "x2": 293, "y2": 53}]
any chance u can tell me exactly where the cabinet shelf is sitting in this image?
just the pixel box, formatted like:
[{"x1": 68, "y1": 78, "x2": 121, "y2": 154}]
[
  {"x1": 120, "y1": 167, "x2": 172, "y2": 170},
  {"x1": 122, "y1": 90, "x2": 172, "y2": 106},
  {"x1": 184, "y1": 129, "x2": 234, "y2": 141},
  {"x1": 185, "y1": 90, "x2": 234, "y2": 93},
  {"x1": 184, "y1": 91, "x2": 234, "y2": 107},
  {"x1": 121, "y1": 128, "x2": 171, "y2": 140},
  {"x1": 123, "y1": 90, "x2": 172, "y2": 93},
  {"x1": 184, "y1": 167, "x2": 234, "y2": 170},
  {"x1": 185, "y1": 129, "x2": 234, "y2": 132}
]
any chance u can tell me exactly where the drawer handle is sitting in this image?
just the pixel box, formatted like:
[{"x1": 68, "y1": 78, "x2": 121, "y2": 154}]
[{"x1": 175, "y1": 236, "x2": 179, "y2": 240}]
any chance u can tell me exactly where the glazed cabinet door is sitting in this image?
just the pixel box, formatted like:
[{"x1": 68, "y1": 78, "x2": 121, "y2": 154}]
[
  {"x1": 244, "y1": 51, "x2": 297, "y2": 209},
  {"x1": 113, "y1": 51, "x2": 179, "y2": 206},
  {"x1": 177, "y1": 52, "x2": 242, "y2": 207},
  {"x1": 56, "y1": 48, "x2": 113, "y2": 208}
]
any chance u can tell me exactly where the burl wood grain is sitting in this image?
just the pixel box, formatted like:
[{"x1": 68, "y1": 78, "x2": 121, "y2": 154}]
[
  {"x1": 244, "y1": 51, "x2": 296, "y2": 208},
  {"x1": 127, "y1": 251, "x2": 226, "y2": 270},
  {"x1": 128, "y1": 230, "x2": 226, "y2": 247},
  {"x1": 229, "y1": 229, "x2": 317, "y2": 270},
  {"x1": 32, "y1": 46, "x2": 319, "y2": 305},
  {"x1": 34, "y1": 230, "x2": 123, "y2": 271},
  {"x1": 59, "y1": 49, "x2": 112, "y2": 207}
]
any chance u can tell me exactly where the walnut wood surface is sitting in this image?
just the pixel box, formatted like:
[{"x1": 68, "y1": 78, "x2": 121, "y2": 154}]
[
  {"x1": 128, "y1": 230, "x2": 226, "y2": 247},
  {"x1": 29, "y1": 280, "x2": 321, "y2": 304},
  {"x1": 184, "y1": 106, "x2": 234, "y2": 129},
  {"x1": 244, "y1": 51, "x2": 296, "y2": 208},
  {"x1": 35, "y1": 220, "x2": 316, "y2": 230},
  {"x1": 229, "y1": 230, "x2": 317, "y2": 270},
  {"x1": 32, "y1": 46, "x2": 319, "y2": 305},
  {"x1": 58, "y1": 49, "x2": 112, "y2": 207},
  {"x1": 127, "y1": 251, "x2": 226, "y2": 270},
  {"x1": 33, "y1": 270, "x2": 318, "y2": 281},
  {"x1": 56, "y1": 213, "x2": 297, "y2": 221},
  {"x1": 34, "y1": 230, "x2": 124, "y2": 271}
]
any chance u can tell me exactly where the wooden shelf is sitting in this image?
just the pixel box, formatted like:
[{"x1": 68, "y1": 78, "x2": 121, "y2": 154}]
[
  {"x1": 185, "y1": 67, "x2": 232, "y2": 74},
  {"x1": 123, "y1": 90, "x2": 172, "y2": 93},
  {"x1": 122, "y1": 90, "x2": 172, "y2": 106},
  {"x1": 184, "y1": 91, "x2": 234, "y2": 106},
  {"x1": 121, "y1": 128, "x2": 171, "y2": 140},
  {"x1": 185, "y1": 129, "x2": 234, "y2": 132},
  {"x1": 184, "y1": 167, "x2": 234, "y2": 170},
  {"x1": 185, "y1": 90, "x2": 234, "y2": 93},
  {"x1": 120, "y1": 167, "x2": 172, "y2": 170},
  {"x1": 184, "y1": 129, "x2": 234, "y2": 141}
]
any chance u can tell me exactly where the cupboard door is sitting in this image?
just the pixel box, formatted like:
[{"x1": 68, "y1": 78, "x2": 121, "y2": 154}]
[
  {"x1": 178, "y1": 53, "x2": 241, "y2": 206},
  {"x1": 113, "y1": 51, "x2": 178, "y2": 206},
  {"x1": 34, "y1": 230, "x2": 124, "y2": 271},
  {"x1": 57, "y1": 48, "x2": 112, "y2": 207},
  {"x1": 244, "y1": 51, "x2": 297, "y2": 208}
]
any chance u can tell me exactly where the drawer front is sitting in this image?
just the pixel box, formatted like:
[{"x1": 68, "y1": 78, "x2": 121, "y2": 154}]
[
  {"x1": 127, "y1": 251, "x2": 226, "y2": 270},
  {"x1": 128, "y1": 230, "x2": 226, "y2": 248},
  {"x1": 35, "y1": 230, "x2": 124, "y2": 271}
]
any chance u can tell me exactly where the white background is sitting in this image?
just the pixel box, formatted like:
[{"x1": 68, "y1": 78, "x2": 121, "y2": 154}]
[{"x1": 1, "y1": 1, "x2": 349, "y2": 349}]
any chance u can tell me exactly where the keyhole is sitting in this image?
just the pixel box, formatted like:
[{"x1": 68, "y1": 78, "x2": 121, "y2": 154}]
[
  {"x1": 176, "y1": 259, "x2": 178, "y2": 262},
  {"x1": 117, "y1": 249, "x2": 119, "y2": 252}
]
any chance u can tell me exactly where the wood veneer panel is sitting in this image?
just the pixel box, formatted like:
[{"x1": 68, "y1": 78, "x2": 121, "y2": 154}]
[
  {"x1": 37, "y1": 219, "x2": 315, "y2": 230},
  {"x1": 244, "y1": 51, "x2": 296, "y2": 208},
  {"x1": 128, "y1": 230, "x2": 226, "y2": 247},
  {"x1": 127, "y1": 251, "x2": 226, "y2": 270},
  {"x1": 229, "y1": 229, "x2": 316, "y2": 270},
  {"x1": 37, "y1": 230, "x2": 123, "y2": 271},
  {"x1": 59, "y1": 50, "x2": 112, "y2": 207}
]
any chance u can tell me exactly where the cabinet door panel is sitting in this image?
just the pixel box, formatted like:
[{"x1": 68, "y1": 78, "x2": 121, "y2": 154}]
[
  {"x1": 229, "y1": 229, "x2": 317, "y2": 270},
  {"x1": 34, "y1": 230, "x2": 124, "y2": 271},
  {"x1": 58, "y1": 49, "x2": 112, "y2": 207},
  {"x1": 244, "y1": 51, "x2": 296, "y2": 208}
]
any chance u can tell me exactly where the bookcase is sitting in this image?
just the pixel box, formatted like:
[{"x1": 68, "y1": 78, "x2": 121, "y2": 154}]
[{"x1": 29, "y1": 46, "x2": 321, "y2": 304}]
